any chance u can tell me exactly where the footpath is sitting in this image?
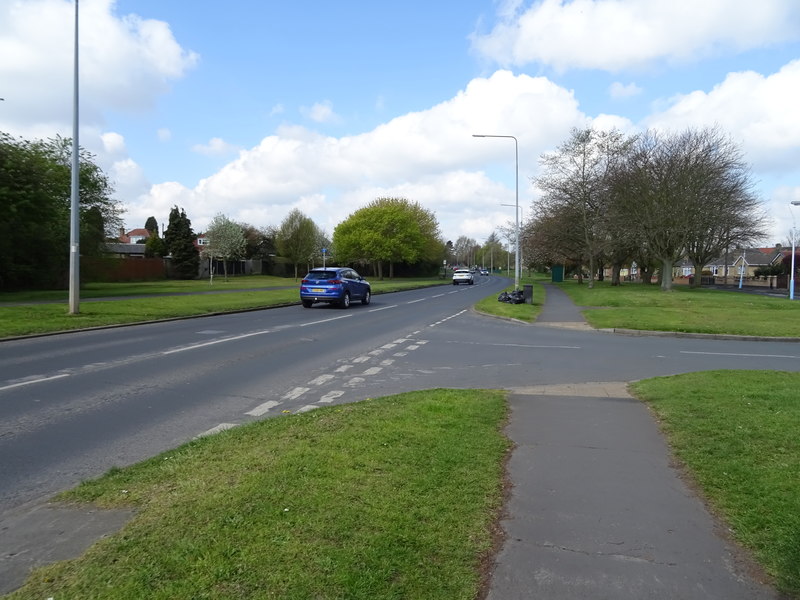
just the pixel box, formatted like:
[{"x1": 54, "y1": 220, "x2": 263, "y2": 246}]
[{"x1": 485, "y1": 283, "x2": 779, "y2": 599}]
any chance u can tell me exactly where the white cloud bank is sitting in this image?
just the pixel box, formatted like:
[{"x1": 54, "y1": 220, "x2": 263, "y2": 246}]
[{"x1": 471, "y1": 0, "x2": 800, "y2": 71}]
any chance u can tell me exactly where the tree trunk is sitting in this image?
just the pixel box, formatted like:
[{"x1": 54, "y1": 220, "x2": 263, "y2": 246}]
[
  {"x1": 611, "y1": 263, "x2": 622, "y2": 286},
  {"x1": 389, "y1": 261, "x2": 394, "y2": 279},
  {"x1": 661, "y1": 258, "x2": 674, "y2": 291},
  {"x1": 587, "y1": 255, "x2": 594, "y2": 288}
]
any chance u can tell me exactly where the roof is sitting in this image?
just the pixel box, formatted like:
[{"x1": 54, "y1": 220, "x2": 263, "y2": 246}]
[{"x1": 104, "y1": 243, "x2": 146, "y2": 255}]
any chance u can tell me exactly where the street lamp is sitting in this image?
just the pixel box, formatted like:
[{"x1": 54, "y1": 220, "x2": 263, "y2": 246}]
[
  {"x1": 501, "y1": 203, "x2": 523, "y2": 277},
  {"x1": 68, "y1": 0, "x2": 80, "y2": 314},
  {"x1": 790, "y1": 200, "x2": 800, "y2": 300},
  {"x1": 473, "y1": 134, "x2": 519, "y2": 291}
]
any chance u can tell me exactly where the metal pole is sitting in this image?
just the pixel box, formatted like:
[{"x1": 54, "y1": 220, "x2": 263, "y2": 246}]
[
  {"x1": 68, "y1": 0, "x2": 80, "y2": 314},
  {"x1": 790, "y1": 201, "x2": 800, "y2": 300},
  {"x1": 473, "y1": 134, "x2": 520, "y2": 290}
]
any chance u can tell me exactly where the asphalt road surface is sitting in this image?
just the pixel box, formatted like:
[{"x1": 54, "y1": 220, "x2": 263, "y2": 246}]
[{"x1": 2, "y1": 276, "x2": 799, "y2": 596}]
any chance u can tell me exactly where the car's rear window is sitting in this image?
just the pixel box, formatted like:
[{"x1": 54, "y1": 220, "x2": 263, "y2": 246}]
[{"x1": 306, "y1": 270, "x2": 338, "y2": 280}]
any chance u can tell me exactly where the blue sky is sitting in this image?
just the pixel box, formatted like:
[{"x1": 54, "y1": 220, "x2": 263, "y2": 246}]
[{"x1": 3, "y1": 0, "x2": 800, "y2": 246}]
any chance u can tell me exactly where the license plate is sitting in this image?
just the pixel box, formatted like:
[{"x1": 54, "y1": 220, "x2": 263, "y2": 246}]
[{"x1": 311, "y1": 288, "x2": 325, "y2": 293}]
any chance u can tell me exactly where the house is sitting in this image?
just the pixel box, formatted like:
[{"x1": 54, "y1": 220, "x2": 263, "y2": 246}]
[
  {"x1": 118, "y1": 228, "x2": 151, "y2": 244},
  {"x1": 730, "y1": 247, "x2": 785, "y2": 278}
]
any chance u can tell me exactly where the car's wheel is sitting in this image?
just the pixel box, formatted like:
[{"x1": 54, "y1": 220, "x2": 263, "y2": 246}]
[
  {"x1": 469, "y1": 280, "x2": 474, "y2": 285},
  {"x1": 340, "y1": 292, "x2": 351, "y2": 308},
  {"x1": 302, "y1": 300, "x2": 313, "y2": 308},
  {"x1": 361, "y1": 290, "x2": 371, "y2": 305},
  {"x1": 452, "y1": 281, "x2": 458, "y2": 285}
]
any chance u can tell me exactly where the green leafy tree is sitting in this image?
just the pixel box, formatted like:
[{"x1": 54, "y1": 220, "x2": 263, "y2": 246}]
[
  {"x1": 144, "y1": 234, "x2": 166, "y2": 258},
  {"x1": 164, "y1": 206, "x2": 199, "y2": 279},
  {"x1": 0, "y1": 132, "x2": 122, "y2": 290},
  {"x1": 201, "y1": 214, "x2": 246, "y2": 282},
  {"x1": 333, "y1": 197, "x2": 442, "y2": 279},
  {"x1": 275, "y1": 209, "x2": 319, "y2": 279},
  {"x1": 144, "y1": 216, "x2": 159, "y2": 237}
]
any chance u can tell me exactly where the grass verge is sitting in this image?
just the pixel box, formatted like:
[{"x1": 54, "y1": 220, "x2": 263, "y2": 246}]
[
  {"x1": 7, "y1": 389, "x2": 510, "y2": 600},
  {"x1": 557, "y1": 280, "x2": 800, "y2": 337},
  {"x1": 0, "y1": 276, "x2": 446, "y2": 338},
  {"x1": 474, "y1": 279, "x2": 544, "y2": 323},
  {"x1": 631, "y1": 371, "x2": 800, "y2": 596}
]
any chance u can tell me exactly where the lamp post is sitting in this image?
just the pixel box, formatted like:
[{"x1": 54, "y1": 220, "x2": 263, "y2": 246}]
[
  {"x1": 68, "y1": 0, "x2": 80, "y2": 314},
  {"x1": 790, "y1": 200, "x2": 800, "y2": 300},
  {"x1": 501, "y1": 203, "x2": 523, "y2": 278},
  {"x1": 473, "y1": 134, "x2": 519, "y2": 291}
]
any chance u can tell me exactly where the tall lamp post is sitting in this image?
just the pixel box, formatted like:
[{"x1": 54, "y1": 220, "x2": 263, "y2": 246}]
[
  {"x1": 68, "y1": 0, "x2": 80, "y2": 314},
  {"x1": 790, "y1": 200, "x2": 800, "y2": 300},
  {"x1": 473, "y1": 134, "x2": 519, "y2": 291}
]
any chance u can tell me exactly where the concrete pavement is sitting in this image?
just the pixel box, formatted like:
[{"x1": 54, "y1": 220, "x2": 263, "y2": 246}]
[{"x1": 485, "y1": 283, "x2": 779, "y2": 599}]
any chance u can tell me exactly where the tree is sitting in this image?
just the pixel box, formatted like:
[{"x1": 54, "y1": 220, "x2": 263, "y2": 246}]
[
  {"x1": 164, "y1": 206, "x2": 199, "y2": 279},
  {"x1": 535, "y1": 128, "x2": 631, "y2": 288},
  {"x1": 0, "y1": 132, "x2": 123, "y2": 290},
  {"x1": 201, "y1": 214, "x2": 246, "y2": 282},
  {"x1": 333, "y1": 198, "x2": 443, "y2": 279},
  {"x1": 276, "y1": 209, "x2": 319, "y2": 280},
  {"x1": 612, "y1": 128, "x2": 765, "y2": 291},
  {"x1": 144, "y1": 216, "x2": 159, "y2": 237}
]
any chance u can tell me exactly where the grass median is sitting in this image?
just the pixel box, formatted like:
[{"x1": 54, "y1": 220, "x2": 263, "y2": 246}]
[
  {"x1": 631, "y1": 371, "x2": 800, "y2": 596},
  {"x1": 0, "y1": 276, "x2": 447, "y2": 338},
  {"x1": 7, "y1": 389, "x2": 510, "y2": 600},
  {"x1": 557, "y1": 280, "x2": 800, "y2": 337},
  {"x1": 473, "y1": 277, "x2": 544, "y2": 323}
]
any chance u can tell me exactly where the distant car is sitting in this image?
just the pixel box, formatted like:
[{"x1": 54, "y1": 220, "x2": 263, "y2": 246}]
[
  {"x1": 300, "y1": 267, "x2": 371, "y2": 308},
  {"x1": 452, "y1": 268, "x2": 474, "y2": 285},
  {"x1": 480, "y1": 268, "x2": 489, "y2": 276}
]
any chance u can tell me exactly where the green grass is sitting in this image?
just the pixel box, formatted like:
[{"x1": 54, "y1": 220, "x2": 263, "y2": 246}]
[
  {"x1": 0, "y1": 276, "x2": 446, "y2": 338},
  {"x1": 7, "y1": 389, "x2": 510, "y2": 600},
  {"x1": 631, "y1": 371, "x2": 800, "y2": 595},
  {"x1": 556, "y1": 280, "x2": 800, "y2": 337},
  {"x1": 474, "y1": 277, "x2": 544, "y2": 323}
]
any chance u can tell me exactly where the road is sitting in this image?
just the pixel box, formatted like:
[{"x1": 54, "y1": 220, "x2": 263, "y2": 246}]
[{"x1": 3, "y1": 275, "x2": 800, "y2": 514}]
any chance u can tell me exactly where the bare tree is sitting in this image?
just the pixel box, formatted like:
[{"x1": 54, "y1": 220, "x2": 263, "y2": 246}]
[{"x1": 535, "y1": 128, "x2": 631, "y2": 288}]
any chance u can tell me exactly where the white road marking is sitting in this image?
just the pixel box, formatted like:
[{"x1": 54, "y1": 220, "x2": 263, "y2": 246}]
[
  {"x1": 393, "y1": 338, "x2": 409, "y2": 344},
  {"x1": 196, "y1": 423, "x2": 238, "y2": 437},
  {"x1": 381, "y1": 343, "x2": 397, "y2": 349},
  {"x1": 369, "y1": 305, "x2": 397, "y2": 312},
  {"x1": 362, "y1": 367, "x2": 382, "y2": 375},
  {"x1": 308, "y1": 374, "x2": 335, "y2": 385},
  {"x1": 346, "y1": 377, "x2": 365, "y2": 387},
  {"x1": 299, "y1": 315, "x2": 353, "y2": 327},
  {"x1": 283, "y1": 387, "x2": 310, "y2": 400},
  {"x1": 335, "y1": 364, "x2": 353, "y2": 372},
  {"x1": 246, "y1": 400, "x2": 280, "y2": 416},
  {"x1": 0, "y1": 373, "x2": 70, "y2": 391},
  {"x1": 162, "y1": 329, "x2": 273, "y2": 354},
  {"x1": 353, "y1": 356, "x2": 370, "y2": 363},
  {"x1": 406, "y1": 298, "x2": 425, "y2": 304},
  {"x1": 380, "y1": 359, "x2": 395, "y2": 366},
  {"x1": 432, "y1": 293, "x2": 445, "y2": 298},
  {"x1": 406, "y1": 345, "x2": 419, "y2": 351},
  {"x1": 394, "y1": 352, "x2": 408, "y2": 357},
  {"x1": 320, "y1": 390, "x2": 345, "y2": 403},
  {"x1": 297, "y1": 404, "x2": 318, "y2": 413}
]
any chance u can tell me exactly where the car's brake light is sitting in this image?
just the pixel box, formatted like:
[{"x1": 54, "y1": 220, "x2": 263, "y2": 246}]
[
  {"x1": 301, "y1": 279, "x2": 309, "y2": 284},
  {"x1": 330, "y1": 279, "x2": 342, "y2": 284}
]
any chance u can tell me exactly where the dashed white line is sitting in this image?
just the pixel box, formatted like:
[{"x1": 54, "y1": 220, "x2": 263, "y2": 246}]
[
  {"x1": 335, "y1": 365, "x2": 353, "y2": 373},
  {"x1": 246, "y1": 400, "x2": 280, "y2": 416},
  {"x1": 406, "y1": 298, "x2": 425, "y2": 304},
  {"x1": 308, "y1": 374, "x2": 335, "y2": 385},
  {"x1": 282, "y1": 387, "x2": 310, "y2": 400},
  {"x1": 346, "y1": 377, "x2": 365, "y2": 387},
  {"x1": 0, "y1": 373, "x2": 70, "y2": 391},
  {"x1": 299, "y1": 315, "x2": 353, "y2": 327},
  {"x1": 380, "y1": 359, "x2": 395, "y2": 366},
  {"x1": 362, "y1": 367, "x2": 382, "y2": 375},
  {"x1": 320, "y1": 390, "x2": 345, "y2": 403},
  {"x1": 369, "y1": 305, "x2": 398, "y2": 312},
  {"x1": 297, "y1": 404, "x2": 318, "y2": 413},
  {"x1": 196, "y1": 423, "x2": 238, "y2": 437},
  {"x1": 681, "y1": 350, "x2": 800, "y2": 359},
  {"x1": 353, "y1": 356, "x2": 371, "y2": 363},
  {"x1": 162, "y1": 329, "x2": 273, "y2": 354}
]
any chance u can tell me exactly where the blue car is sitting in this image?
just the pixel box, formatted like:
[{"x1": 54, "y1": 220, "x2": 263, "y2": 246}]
[{"x1": 300, "y1": 267, "x2": 371, "y2": 308}]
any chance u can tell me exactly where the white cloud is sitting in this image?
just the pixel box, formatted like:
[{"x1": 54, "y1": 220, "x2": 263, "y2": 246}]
[
  {"x1": 157, "y1": 128, "x2": 172, "y2": 142},
  {"x1": 301, "y1": 101, "x2": 340, "y2": 124},
  {"x1": 269, "y1": 104, "x2": 285, "y2": 117},
  {"x1": 130, "y1": 70, "x2": 587, "y2": 238},
  {"x1": 471, "y1": 0, "x2": 800, "y2": 71},
  {"x1": 609, "y1": 81, "x2": 642, "y2": 99},
  {"x1": 191, "y1": 137, "x2": 240, "y2": 156},
  {"x1": 101, "y1": 131, "x2": 126, "y2": 155},
  {"x1": 644, "y1": 60, "x2": 800, "y2": 173}
]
